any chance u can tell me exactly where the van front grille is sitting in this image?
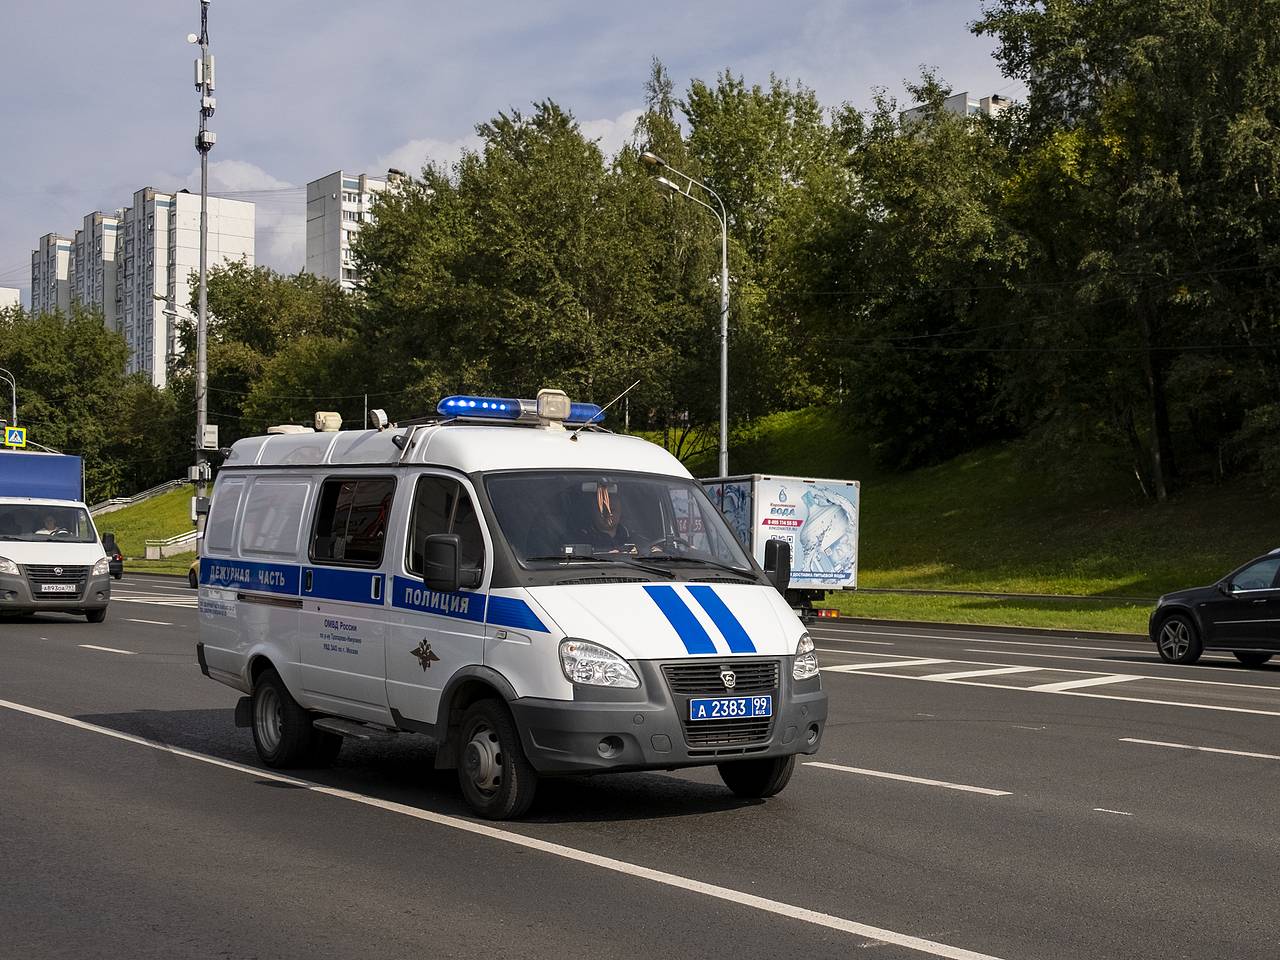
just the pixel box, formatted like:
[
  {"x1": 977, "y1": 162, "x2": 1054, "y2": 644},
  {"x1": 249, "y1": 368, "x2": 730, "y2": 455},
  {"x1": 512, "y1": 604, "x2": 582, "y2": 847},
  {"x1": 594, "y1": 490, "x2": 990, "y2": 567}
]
[
  {"x1": 26, "y1": 564, "x2": 88, "y2": 601},
  {"x1": 661, "y1": 660, "x2": 779, "y2": 694}
]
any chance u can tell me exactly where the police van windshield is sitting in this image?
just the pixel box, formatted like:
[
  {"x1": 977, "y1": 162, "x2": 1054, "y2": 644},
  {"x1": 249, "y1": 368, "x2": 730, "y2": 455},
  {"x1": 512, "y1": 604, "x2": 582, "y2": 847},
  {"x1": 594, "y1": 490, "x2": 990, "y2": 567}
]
[
  {"x1": 0, "y1": 504, "x2": 96, "y2": 543},
  {"x1": 485, "y1": 471, "x2": 753, "y2": 570}
]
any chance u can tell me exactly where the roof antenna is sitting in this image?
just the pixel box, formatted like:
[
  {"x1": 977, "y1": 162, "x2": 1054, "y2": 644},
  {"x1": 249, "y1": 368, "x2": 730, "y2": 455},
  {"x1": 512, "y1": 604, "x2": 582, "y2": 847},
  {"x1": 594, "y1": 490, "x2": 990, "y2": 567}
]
[{"x1": 570, "y1": 379, "x2": 641, "y2": 442}]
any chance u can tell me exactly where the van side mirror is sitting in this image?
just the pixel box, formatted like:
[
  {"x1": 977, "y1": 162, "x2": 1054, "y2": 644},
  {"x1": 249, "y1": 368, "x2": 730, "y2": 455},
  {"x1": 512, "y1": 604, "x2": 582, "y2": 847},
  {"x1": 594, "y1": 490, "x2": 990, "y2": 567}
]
[
  {"x1": 423, "y1": 533, "x2": 462, "y2": 593},
  {"x1": 763, "y1": 539, "x2": 791, "y2": 595}
]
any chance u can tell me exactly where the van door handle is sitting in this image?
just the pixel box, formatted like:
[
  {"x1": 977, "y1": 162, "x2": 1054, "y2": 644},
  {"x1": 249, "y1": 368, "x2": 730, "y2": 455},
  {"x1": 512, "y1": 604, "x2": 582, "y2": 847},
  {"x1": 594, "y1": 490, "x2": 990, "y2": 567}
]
[
  {"x1": 371, "y1": 577, "x2": 382, "y2": 601},
  {"x1": 304, "y1": 569, "x2": 313, "y2": 593}
]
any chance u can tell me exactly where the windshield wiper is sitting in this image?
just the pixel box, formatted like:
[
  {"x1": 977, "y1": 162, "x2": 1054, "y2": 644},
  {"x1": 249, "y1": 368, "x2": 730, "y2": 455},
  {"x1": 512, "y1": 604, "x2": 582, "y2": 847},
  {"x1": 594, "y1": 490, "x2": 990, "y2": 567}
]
[
  {"x1": 645, "y1": 555, "x2": 758, "y2": 580},
  {"x1": 525, "y1": 554, "x2": 671, "y2": 577}
]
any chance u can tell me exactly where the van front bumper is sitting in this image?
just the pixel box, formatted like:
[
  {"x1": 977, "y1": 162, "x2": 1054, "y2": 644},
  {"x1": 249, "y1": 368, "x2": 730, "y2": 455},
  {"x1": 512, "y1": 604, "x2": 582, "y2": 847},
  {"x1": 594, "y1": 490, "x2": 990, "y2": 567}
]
[
  {"x1": 0, "y1": 569, "x2": 111, "y2": 615},
  {"x1": 509, "y1": 659, "x2": 827, "y2": 775}
]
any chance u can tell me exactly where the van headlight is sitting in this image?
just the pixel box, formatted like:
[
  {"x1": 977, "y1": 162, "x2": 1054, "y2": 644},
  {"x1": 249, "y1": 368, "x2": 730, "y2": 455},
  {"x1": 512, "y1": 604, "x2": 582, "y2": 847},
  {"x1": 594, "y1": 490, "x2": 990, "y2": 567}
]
[
  {"x1": 793, "y1": 633, "x2": 819, "y2": 681},
  {"x1": 559, "y1": 638, "x2": 640, "y2": 688},
  {"x1": 0, "y1": 557, "x2": 18, "y2": 577},
  {"x1": 92, "y1": 557, "x2": 111, "y2": 577}
]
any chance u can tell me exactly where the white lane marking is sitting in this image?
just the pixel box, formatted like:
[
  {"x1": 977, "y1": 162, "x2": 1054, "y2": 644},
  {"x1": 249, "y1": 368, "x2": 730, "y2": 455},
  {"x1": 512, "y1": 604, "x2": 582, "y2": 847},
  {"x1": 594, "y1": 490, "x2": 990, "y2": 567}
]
[
  {"x1": 78, "y1": 644, "x2": 136, "y2": 656},
  {"x1": 112, "y1": 597, "x2": 197, "y2": 608},
  {"x1": 811, "y1": 626, "x2": 1143, "y2": 649},
  {"x1": 0, "y1": 699, "x2": 1007, "y2": 960},
  {"x1": 955, "y1": 637, "x2": 1148, "y2": 653},
  {"x1": 124, "y1": 618, "x2": 173, "y2": 626},
  {"x1": 821, "y1": 664, "x2": 1280, "y2": 718},
  {"x1": 962, "y1": 648, "x2": 1237, "y2": 664},
  {"x1": 814, "y1": 637, "x2": 896, "y2": 645},
  {"x1": 922, "y1": 666, "x2": 1039, "y2": 682},
  {"x1": 1093, "y1": 808, "x2": 1132, "y2": 817},
  {"x1": 1120, "y1": 738, "x2": 1280, "y2": 762},
  {"x1": 1028, "y1": 675, "x2": 1138, "y2": 693},
  {"x1": 804, "y1": 762, "x2": 1011, "y2": 797},
  {"x1": 823, "y1": 659, "x2": 951, "y2": 673},
  {"x1": 1012, "y1": 725, "x2": 1045, "y2": 731}
]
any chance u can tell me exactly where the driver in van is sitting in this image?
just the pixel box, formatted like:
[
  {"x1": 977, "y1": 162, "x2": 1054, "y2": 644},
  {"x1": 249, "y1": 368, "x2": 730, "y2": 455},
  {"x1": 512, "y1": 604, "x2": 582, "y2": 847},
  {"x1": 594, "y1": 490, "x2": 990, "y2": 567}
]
[
  {"x1": 36, "y1": 513, "x2": 64, "y2": 536},
  {"x1": 577, "y1": 483, "x2": 635, "y2": 553}
]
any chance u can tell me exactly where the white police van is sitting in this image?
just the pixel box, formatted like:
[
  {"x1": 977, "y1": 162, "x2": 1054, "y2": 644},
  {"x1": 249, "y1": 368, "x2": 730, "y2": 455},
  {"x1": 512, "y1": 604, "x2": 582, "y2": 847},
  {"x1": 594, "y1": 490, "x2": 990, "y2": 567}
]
[{"x1": 196, "y1": 390, "x2": 827, "y2": 818}]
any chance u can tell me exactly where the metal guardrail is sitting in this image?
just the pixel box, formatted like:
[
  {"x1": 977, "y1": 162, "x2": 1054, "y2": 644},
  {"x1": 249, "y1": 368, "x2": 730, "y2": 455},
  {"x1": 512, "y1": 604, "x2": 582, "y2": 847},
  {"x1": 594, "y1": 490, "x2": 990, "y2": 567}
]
[
  {"x1": 89, "y1": 478, "x2": 186, "y2": 516},
  {"x1": 144, "y1": 529, "x2": 199, "y2": 560}
]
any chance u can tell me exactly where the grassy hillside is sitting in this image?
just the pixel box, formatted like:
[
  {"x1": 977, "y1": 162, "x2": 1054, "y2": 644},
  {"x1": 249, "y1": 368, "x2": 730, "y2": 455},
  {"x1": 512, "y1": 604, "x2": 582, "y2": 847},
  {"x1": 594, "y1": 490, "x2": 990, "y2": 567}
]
[
  {"x1": 92, "y1": 486, "x2": 195, "y2": 559},
  {"x1": 679, "y1": 408, "x2": 1280, "y2": 631}
]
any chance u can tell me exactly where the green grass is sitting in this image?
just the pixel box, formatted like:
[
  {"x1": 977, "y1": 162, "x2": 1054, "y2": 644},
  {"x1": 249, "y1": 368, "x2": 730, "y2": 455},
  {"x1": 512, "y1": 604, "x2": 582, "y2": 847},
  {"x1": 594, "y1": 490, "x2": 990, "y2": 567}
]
[
  {"x1": 92, "y1": 486, "x2": 197, "y2": 560},
  {"x1": 669, "y1": 407, "x2": 1280, "y2": 625},
  {"x1": 825, "y1": 593, "x2": 1150, "y2": 635}
]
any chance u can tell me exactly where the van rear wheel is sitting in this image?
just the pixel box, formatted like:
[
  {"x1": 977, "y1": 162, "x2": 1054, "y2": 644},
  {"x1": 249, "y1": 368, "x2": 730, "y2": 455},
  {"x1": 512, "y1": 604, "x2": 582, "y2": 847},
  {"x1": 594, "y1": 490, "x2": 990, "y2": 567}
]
[
  {"x1": 717, "y1": 755, "x2": 796, "y2": 799},
  {"x1": 456, "y1": 699, "x2": 538, "y2": 820},
  {"x1": 251, "y1": 668, "x2": 319, "y2": 768},
  {"x1": 85, "y1": 608, "x2": 107, "y2": 623}
]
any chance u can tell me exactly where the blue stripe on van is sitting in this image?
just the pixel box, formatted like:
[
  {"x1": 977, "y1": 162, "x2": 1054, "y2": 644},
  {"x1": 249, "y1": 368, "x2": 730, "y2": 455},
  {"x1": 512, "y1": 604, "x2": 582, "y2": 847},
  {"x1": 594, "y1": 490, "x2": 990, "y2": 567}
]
[
  {"x1": 201, "y1": 557, "x2": 299, "y2": 595},
  {"x1": 304, "y1": 566, "x2": 385, "y2": 606},
  {"x1": 391, "y1": 575, "x2": 486, "y2": 622},
  {"x1": 487, "y1": 595, "x2": 547, "y2": 633},
  {"x1": 686, "y1": 585, "x2": 756, "y2": 653},
  {"x1": 643, "y1": 584, "x2": 716, "y2": 655}
]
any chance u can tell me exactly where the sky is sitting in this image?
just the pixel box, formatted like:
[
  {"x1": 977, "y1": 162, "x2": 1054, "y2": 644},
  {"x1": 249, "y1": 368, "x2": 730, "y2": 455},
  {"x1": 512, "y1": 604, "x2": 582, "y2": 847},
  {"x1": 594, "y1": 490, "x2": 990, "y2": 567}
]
[{"x1": 0, "y1": 0, "x2": 1018, "y2": 303}]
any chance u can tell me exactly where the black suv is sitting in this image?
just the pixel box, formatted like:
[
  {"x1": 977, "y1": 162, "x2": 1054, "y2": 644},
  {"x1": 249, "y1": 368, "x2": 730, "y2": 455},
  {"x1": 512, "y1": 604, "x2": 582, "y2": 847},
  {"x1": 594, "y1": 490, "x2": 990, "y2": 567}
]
[{"x1": 1149, "y1": 549, "x2": 1280, "y2": 667}]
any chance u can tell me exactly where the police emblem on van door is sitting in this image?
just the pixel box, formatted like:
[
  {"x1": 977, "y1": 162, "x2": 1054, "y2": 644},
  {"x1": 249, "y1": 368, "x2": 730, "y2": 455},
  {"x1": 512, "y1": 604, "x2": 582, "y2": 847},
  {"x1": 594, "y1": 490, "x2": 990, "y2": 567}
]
[
  {"x1": 411, "y1": 639, "x2": 441, "y2": 671},
  {"x1": 721, "y1": 668, "x2": 736, "y2": 690}
]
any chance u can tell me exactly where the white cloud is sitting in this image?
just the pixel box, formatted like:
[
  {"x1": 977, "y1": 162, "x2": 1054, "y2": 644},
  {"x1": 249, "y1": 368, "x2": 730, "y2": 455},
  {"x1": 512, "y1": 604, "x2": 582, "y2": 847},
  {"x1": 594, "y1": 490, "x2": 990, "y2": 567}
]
[
  {"x1": 375, "y1": 134, "x2": 484, "y2": 178},
  {"x1": 192, "y1": 160, "x2": 305, "y2": 274},
  {"x1": 580, "y1": 107, "x2": 645, "y2": 161}
]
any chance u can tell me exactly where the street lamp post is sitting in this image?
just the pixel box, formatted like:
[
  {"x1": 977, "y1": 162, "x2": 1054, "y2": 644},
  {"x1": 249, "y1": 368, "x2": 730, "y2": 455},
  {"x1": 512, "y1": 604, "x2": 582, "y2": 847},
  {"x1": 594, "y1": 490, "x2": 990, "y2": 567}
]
[
  {"x1": 0, "y1": 367, "x2": 16, "y2": 427},
  {"x1": 640, "y1": 151, "x2": 730, "y2": 477},
  {"x1": 187, "y1": 0, "x2": 215, "y2": 486}
]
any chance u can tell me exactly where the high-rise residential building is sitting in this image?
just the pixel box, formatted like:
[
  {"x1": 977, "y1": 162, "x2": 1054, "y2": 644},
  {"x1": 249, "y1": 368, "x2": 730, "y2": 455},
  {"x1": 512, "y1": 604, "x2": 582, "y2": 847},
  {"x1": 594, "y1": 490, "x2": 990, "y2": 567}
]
[
  {"x1": 901, "y1": 92, "x2": 1011, "y2": 124},
  {"x1": 306, "y1": 170, "x2": 399, "y2": 290},
  {"x1": 115, "y1": 187, "x2": 254, "y2": 388},
  {"x1": 0, "y1": 287, "x2": 20, "y2": 310},
  {"x1": 30, "y1": 233, "x2": 74, "y2": 316},
  {"x1": 73, "y1": 211, "x2": 122, "y2": 331}
]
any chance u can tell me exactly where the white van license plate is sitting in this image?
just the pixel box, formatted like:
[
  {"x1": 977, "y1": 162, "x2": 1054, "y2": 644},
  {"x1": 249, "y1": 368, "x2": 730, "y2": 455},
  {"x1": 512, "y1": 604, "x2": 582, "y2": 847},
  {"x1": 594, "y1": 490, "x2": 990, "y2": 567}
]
[
  {"x1": 689, "y1": 696, "x2": 772, "y2": 721},
  {"x1": 39, "y1": 584, "x2": 76, "y2": 593}
]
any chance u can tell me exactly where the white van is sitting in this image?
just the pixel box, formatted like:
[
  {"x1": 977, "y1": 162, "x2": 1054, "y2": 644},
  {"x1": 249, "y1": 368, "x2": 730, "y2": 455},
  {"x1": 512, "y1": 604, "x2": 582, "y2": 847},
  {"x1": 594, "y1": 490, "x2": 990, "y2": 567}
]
[
  {"x1": 196, "y1": 391, "x2": 828, "y2": 818},
  {"x1": 0, "y1": 451, "x2": 112, "y2": 622}
]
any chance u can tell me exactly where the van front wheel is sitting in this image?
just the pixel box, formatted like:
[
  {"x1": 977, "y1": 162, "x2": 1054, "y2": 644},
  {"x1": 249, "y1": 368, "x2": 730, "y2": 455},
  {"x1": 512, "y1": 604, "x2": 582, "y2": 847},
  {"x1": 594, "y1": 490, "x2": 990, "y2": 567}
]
[
  {"x1": 252, "y1": 668, "x2": 317, "y2": 768},
  {"x1": 717, "y1": 755, "x2": 796, "y2": 799},
  {"x1": 456, "y1": 699, "x2": 538, "y2": 820}
]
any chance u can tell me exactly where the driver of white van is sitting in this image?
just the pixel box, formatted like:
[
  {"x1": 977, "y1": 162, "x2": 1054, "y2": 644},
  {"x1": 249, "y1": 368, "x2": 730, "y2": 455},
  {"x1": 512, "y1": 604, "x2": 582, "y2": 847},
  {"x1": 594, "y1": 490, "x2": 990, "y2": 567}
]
[{"x1": 576, "y1": 483, "x2": 636, "y2": 554}]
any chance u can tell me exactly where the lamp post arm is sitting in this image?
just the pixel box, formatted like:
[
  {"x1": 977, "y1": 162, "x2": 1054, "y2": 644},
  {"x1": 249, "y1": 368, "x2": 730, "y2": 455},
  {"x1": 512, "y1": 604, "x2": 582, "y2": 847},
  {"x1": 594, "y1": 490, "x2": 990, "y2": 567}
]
[{"x1": 0, "y1": 367, "x2": 16, "y2": 426}]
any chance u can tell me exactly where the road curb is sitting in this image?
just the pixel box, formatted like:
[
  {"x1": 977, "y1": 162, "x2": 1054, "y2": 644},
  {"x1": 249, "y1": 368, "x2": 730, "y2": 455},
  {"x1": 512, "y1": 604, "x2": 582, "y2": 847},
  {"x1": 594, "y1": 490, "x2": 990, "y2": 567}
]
[{"x1": 819, "y1": 615, "x2": 1147, "y2": 643}]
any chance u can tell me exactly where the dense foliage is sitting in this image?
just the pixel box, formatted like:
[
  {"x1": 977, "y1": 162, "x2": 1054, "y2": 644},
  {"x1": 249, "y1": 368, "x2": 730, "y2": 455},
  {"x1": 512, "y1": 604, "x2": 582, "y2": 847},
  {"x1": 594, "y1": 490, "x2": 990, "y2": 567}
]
[{"x1": 5, "y1": 1, "x2": 1280, "y2": 502}]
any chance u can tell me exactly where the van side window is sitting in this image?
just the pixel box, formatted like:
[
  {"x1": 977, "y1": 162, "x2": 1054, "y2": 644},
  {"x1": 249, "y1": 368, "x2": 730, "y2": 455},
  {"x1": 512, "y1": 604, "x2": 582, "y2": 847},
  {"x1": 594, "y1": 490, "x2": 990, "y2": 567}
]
[
  {"x1": 205, "y1": 478, "x2": 245, "y2": 556},
  {"x1": 407, "y1": 476, "x2": 485, "y2": 574},
  {"x1": 311, "y1": 477, "x2": 395, "y2": 566},
  {"x1": 240, "y1": 479, "x2": 310, "y2": 559}
]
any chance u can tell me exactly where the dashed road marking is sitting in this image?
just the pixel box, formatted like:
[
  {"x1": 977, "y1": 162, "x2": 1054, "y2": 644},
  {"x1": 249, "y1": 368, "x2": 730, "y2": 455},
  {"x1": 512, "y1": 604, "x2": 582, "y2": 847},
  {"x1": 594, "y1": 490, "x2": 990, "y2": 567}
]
[
  {"x1": 1093, "y1": 808, "x2": 1133, "y2": 817},
  {"x1": 79, "y1": 644, "x2": 135, "y2": 656},
  {"x1": 123, "y1": 618, "x2": 173, "y2": 626},
  {"x1": 1120, "y1": 738, "x2": 1280, "y2": 762},
  {"x1": 805, "y1": 762, "x2": 1012, "y2": 797},
  {"x1": 1028, "y1": 675, "x2": 1138, "y2": 693},
  {"x1": 922, "y1": 666, "x2": 1039, "y2": 682}
]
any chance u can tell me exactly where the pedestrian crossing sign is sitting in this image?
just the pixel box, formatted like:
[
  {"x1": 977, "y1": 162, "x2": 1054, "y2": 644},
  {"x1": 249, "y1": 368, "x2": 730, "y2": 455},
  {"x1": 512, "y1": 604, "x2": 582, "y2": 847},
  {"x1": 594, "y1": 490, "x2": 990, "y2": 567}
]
[{"x1": 3, "y1": 426, "x2": 25, "y2": 448}]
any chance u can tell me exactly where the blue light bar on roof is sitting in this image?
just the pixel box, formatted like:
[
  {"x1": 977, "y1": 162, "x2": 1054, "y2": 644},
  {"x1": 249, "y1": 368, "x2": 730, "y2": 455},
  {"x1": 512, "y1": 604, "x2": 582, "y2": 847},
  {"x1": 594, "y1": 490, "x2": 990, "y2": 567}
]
[
  {"x1": 437, "y1": 395, "x2": 521, "y2": 419},
  {"x1": 567, "y1": 402, "x2": 605, "y2": 425}
]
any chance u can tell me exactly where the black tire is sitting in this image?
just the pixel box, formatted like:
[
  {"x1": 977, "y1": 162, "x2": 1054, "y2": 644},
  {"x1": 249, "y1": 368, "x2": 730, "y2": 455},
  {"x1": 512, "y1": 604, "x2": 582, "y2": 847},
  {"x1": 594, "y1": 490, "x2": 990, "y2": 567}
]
[
  {"x1": 456, "y1": 699, "x2": 538, "y2": 820},
  {"x1": 188, "y1": 569, "x2": 199, "y2": 589},
  {"x1": 717, "y1": 754, "x2": 796, "y2": 799},
  {"x1": 1234, "y1": 651, "x2": 1273, "y2": 668},
  {"x1": 1154, "y1": 613, "x2": 1202, "y2": 664},
  {"x1": 251, "y1": 668, "x2": 320, "y2": 768},
  {"x1": 85, "y1": 608, "x2": 107, "y2": 623}
]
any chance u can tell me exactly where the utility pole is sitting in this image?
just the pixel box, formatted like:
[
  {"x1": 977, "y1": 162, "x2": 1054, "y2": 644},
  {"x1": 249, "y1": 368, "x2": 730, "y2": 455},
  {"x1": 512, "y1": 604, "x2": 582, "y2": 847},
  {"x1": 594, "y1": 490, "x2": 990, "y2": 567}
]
[{"x1": 189, "y1": 1, "x2": 215, "y2": 491}]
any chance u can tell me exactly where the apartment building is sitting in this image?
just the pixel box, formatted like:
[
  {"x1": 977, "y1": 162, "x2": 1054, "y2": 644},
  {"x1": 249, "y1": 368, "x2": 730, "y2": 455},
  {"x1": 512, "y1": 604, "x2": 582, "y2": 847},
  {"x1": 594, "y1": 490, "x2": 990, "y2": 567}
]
[
  {"x1": 901, "y1": 92, "x2": 1011, "y2": 124},
  {"x1": 306, "y1": 169, "x2": 397, "y2": 290},
  {"x1": 115, "y1": 187, "x2": 254, "y2": 388},
  {"x1": 30, "y1": 233, "x2": 74, "y2": 316},
  {"x1": 0, "y1": 287, "x2": 19, "y2": 310},
  {"x1": 73, "y1": 211, "x2": 122, "y2": 331}
]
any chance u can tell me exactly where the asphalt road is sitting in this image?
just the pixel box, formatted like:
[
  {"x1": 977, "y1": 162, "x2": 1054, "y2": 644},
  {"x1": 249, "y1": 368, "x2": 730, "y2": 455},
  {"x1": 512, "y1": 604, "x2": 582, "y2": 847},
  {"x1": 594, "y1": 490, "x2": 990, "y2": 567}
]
[{"x1": 3, "y1": 574, "x2": 1279, "y2": 959}]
